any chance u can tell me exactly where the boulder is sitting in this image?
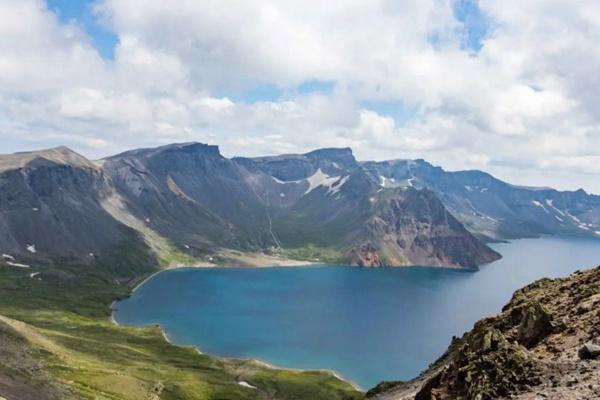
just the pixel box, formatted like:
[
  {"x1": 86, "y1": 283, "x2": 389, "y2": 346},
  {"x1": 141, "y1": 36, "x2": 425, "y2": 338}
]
[
  {"x1": 517, "y1": 302, "x2": 553, "y2": 348},
  {"x1": 579, "y1": 338, "x2": 600, "y2": 360}
]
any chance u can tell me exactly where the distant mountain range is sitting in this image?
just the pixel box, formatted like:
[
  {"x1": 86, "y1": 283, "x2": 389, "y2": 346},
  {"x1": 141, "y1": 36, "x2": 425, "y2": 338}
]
[{"x1": 1, "y1": 143, "x2": 598, "y2": 269}]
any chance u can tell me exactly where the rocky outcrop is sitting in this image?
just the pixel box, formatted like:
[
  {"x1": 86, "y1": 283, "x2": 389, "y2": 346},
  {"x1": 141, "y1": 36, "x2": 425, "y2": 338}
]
[
  {"x1": 361, "y1": 188, "x2": 501, "y2": 268},
  {"x1": 367, "y1": 266, "x2": 600, "y2": 400},
  {"x1": 347, "y1": 243, "x2": 384, "y2": 267}
]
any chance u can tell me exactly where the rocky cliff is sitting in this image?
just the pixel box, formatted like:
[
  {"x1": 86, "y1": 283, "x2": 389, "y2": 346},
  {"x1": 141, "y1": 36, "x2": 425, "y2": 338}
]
[
  {"x1": 367, "y1": 266, "x2": 600, "y2": 400},
  {"x1": 351, "y1": 188, "x2": 500, "y2": 268}
]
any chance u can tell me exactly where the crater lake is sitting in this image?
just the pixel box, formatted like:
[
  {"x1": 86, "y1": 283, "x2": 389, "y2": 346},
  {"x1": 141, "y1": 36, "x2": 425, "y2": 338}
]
[{"x1": 113, "y1": 237, "x2": 600, "y2": 389}]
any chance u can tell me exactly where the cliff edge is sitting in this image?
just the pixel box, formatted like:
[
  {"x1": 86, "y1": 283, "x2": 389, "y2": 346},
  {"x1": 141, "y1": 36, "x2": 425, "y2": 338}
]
[{"x1": 367, "y1": 266, "x2": 600, "y2": 400}]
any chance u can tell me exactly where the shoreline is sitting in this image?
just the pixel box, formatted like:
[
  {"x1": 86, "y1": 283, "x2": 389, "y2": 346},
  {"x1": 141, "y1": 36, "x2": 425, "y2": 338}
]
[{"x1": 108, "y1": 252, "x2": 494, "y2": 393}]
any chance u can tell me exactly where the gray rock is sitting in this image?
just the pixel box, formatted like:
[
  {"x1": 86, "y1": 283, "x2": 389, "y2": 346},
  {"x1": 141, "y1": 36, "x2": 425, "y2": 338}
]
[
  {"x1": 579, "y1": 338, "x2": 600, "y2": 359},
  {"x1": 517, "y1": 303, "x2": 553, "y2": 348}
]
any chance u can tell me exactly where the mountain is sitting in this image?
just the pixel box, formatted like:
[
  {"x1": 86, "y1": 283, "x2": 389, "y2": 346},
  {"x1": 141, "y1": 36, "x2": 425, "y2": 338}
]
[
  {"x1": 0, "y1": 144, "x2": 500, "y2": 269},
  {"x1": 0, "y1": 147, "x2": 136, "y2": 257},
  {"x1": 362, "y1": 159, "x2": 600, "y2": 241},
  {"x1": 366, "y1": 266, "x2": 600, "y2": 400},
  {"x1": 236, "y1": 148, "x2": 500, "y2": 267}
]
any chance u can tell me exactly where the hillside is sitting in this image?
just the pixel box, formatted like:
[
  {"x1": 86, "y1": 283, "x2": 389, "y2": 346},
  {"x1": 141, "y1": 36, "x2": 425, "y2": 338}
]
[
  {"x1": 366, "y1": 266, "x2": 600, "y2": 400},
  {"x1": 0, "y1": 247, "x2": 361, "y2": 400},
  {"x1": 0, "y1": 144, "x2": 502, "y2": 269}
]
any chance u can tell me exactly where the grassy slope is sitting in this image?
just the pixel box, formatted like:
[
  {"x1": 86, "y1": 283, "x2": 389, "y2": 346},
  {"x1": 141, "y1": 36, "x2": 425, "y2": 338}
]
[{"x1": 0, "y1": 239, "x2": 363, "y2": 400}]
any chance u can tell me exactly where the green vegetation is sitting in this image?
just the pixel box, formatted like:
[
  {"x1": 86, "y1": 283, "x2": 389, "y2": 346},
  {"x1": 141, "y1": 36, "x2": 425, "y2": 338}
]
[
  {"x1": 0, "y1": 243, "x2": 363, "y2": 399},
  {"x1": 281, "y1": 245, "x2": 345, "y2": 264}
]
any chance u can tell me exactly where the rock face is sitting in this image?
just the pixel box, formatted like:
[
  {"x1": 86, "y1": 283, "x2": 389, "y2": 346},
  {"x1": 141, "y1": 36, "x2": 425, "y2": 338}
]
[
  {"x1": 347, "y1": 243, "x2": 383, "y2": 267},
  {"x1": 367, "y1": 266, "x2": 600, "y2": 400},
  {"x1": 0, "y1": 143, "x2": 501, "y2": 268},
  {"x1": 358, "y1": 188, "x2": 500, "y2": 268}
]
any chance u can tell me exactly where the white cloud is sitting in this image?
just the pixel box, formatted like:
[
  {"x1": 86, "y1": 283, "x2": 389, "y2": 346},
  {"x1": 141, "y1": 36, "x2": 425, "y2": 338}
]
[{"x1": 0, "y1": 0, "x2": 600, "y2": 192}]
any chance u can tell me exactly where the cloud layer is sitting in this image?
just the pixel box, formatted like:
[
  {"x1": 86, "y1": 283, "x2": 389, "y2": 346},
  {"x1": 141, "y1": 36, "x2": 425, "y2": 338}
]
[{"x1": 1, "y1": 0, "x2": 600, "y2": 192}]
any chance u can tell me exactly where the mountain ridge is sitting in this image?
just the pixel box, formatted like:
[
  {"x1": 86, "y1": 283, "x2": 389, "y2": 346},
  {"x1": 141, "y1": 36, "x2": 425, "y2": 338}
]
[{"x1": 3, "y1": 142, "x2": 598, "y2": 269}]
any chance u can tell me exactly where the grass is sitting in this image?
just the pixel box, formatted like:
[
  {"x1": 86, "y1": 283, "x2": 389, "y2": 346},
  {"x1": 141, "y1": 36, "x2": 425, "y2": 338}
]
[
  {"x1": 0, "y1": 242, "x2": 363, "y2": 400},
  {"x1": 281, "y1": 245, "x2": 345, "y2": 264}
]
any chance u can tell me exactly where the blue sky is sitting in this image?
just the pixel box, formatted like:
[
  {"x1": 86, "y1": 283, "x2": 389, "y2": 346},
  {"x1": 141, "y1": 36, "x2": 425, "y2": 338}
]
[
  {"x1": 46, "y1": 0, "x2": 118, "y2": 59},
  {"x1": 453, "y1": 0, "x2": 489, "y2": 52}
]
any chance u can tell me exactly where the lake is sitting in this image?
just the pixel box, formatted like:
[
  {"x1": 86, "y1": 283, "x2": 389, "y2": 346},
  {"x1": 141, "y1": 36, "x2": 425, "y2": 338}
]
[{"x1": 113, "y1": 237, "x2": 600, "y2": 389}]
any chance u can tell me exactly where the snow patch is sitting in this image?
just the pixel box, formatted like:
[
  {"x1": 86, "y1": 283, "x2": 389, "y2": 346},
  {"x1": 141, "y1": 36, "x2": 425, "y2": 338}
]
[
  {"x1": 32, "y1": 207, "x2": 39, "y2": 211},
  {"x1": 545, "y1": 199, "x2": 566, "y2": 217},
  {"x1": 30, "y1": 272, "x2": 40, "y2": 278},
  {"x1": 304, "y1": 169, "x2": 341, "y2": 194},
  {"x1": 271, "y1": 175, "x2": 287, "y2": 184},
  {"x1": 555, "y1": 215, "x2": 564, "y2": 222},
  {"x1": 531, "y1": 200, "x2": 549, "y2": 213},
  {"x1": 280, "y1": 193, "x2": 285, "y2": 197},
  {"x1": 6, "y1": 261, "x2": 30, "y2": 268},
  {"x1": 379, "y1": 175, "x2": 388, "y2": 187},
  {"x1": 565, "y1": 210, "x2": 581, "y2": 223},
  {"x1": 2, "y1": 254, "x2": 15, "y2": 261},
  {"x1": 26, "y1": 244, "x2": 36, "y2": 253},
  {"x1": 238, "y1": 381, "x2": 257, "y2": 389},
  {"x1": 328, "y1": 175, "x2": 350, "y2": 195},
  {"x1": 595, "y1": 231, "x2": 600, "y2": 236},
  {"x1": 271, "y1": 175, "x2": 304, "y2": 184}
]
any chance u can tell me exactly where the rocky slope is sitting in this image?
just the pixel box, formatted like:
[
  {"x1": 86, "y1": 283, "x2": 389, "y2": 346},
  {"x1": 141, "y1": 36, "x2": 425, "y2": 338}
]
[
  {"x1": 238, "y1": 148, "x2": 500, "y2": 267},
  {"x1": 366, "y1": 266, "x2": 600, "y2": 400},
  {"x1": 0, "y1": 147, "x2": 137, "y2": 258},
  {"x1": 0, "y1": 144, "x2": 501, "y2": 269},
  {"x1": 363, "y1": 159, "x2": 600, "y2": 241},
  {"x1": 356, "y1": 188, "x2": 499, "y2": 267}
]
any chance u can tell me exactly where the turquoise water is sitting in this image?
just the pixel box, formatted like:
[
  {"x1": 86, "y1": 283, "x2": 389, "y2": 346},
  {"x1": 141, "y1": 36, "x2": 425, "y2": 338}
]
[{"x1": 114, "y1": 237, "x2": 600, "y2": 389}]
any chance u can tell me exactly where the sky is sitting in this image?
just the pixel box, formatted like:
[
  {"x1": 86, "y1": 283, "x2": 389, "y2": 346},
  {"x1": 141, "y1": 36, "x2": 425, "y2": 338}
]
[{"x1": 1, "y1": 0, "x2": 600, "y2": 193}]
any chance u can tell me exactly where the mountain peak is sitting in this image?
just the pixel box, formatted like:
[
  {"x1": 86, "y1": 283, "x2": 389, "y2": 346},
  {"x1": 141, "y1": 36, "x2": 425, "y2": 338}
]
[
  {"x1": 305, "y1": 147, "x2": 353, "y2": 159},
  {"x1": 107, "y1": 142, "x2": 222, "y2": 160},
  {"x1": 0, "y1": 146, "x2": 95, "y2": 172}
]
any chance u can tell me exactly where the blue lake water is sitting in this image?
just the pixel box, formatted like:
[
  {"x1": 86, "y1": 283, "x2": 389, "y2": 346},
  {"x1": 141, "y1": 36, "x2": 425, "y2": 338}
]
[{"x1": 114, "y1": 237, "x2": 600, "y2": 389}]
